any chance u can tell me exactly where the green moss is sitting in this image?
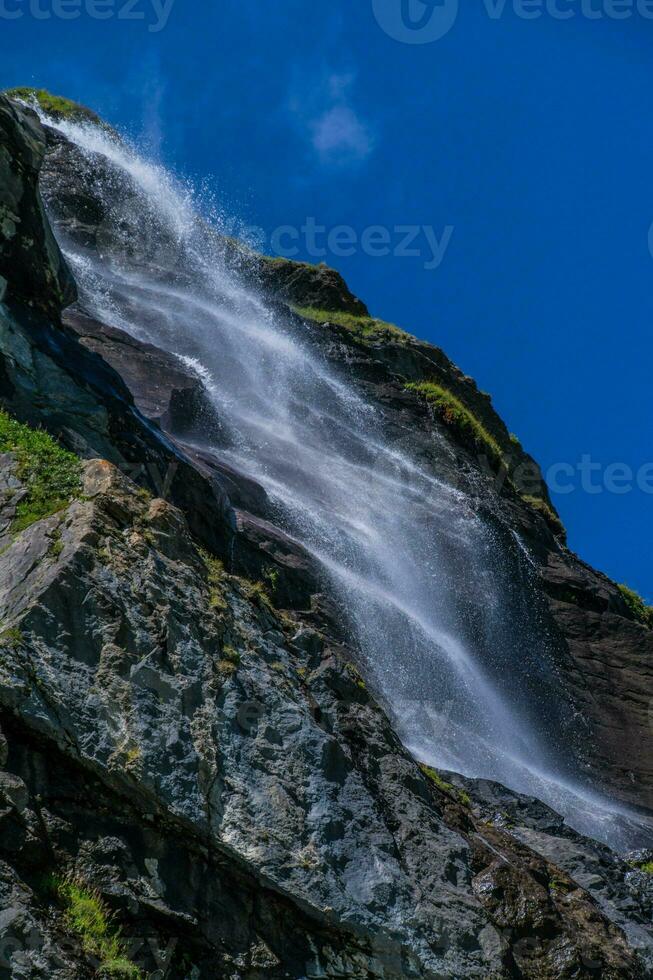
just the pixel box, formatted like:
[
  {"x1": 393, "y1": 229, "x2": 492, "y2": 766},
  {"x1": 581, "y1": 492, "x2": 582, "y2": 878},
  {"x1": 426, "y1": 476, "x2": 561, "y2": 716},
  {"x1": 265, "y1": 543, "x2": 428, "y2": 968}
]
[
  {"x1": 0, "y1": 626, "x2": 22, "y2": 647},
  {"x1": 419, "y1": 763, "x2": 455, "y2": 795},
  {"x1": 522, "y1": 495, "x2": 566, "y2": 539},
  {"x1": 97, "y1": 960, "x2": 143, "y2": 978},
  {"x1": 244, "y1": 579, "x2": 275, "y2": 611},
  {"x1": 639, "y1": 861, "x2": 653, "y2": 874},
  {"x1": 405, "y1": 384, "x2": 564, "y2": 531},
  {"x1": 4, "y1": 87, "x2": 101, "y2": 125},
  {"x1": 345, "y1": 662, "x2": 367, "y2": 692},
  {"x1": 0, "y1": 411, "x2": 81, "y2": 533},
  {"x1": 263, "y1": 567, "x2": 280, "y2": 599},
  {"x1": 265, "y1": 256, "x2": 312, "y2": 268},
  {"x1": 406, "y1": 382, "x2": 504, "y2": 470},
  {"x1": 122, "y1": 745, "x2": 141, "y2": 771},
  {"x1": 199, "y1": 548, "x2": 228, "y2": 612},
  {"x1": 419, "y1": 763, "x2": 471, "y2": 807},
  {"x1": 293, "y1": 306, "x2": 410, "y2": 344},
  {"x1": 48, "y1": 527, "x2": 64, "y2": 559},
  {"x1": 617, "y1": 584, "x2": 653, "y2": 629},
  {"x1": 222, "y1": 644, "x2": 241, "y2": 666},
  {"x1": 549, "y1": 876, "x2": 571, "y2": 895},
  {"x1": 54, "y1": 875, "x2": 142, "y2": 978}
]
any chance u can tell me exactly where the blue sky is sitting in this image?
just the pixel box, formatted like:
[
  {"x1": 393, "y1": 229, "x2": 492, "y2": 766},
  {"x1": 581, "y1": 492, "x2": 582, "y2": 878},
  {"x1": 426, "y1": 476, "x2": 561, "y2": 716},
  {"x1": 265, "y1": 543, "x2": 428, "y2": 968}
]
[{"x1": 1, "y1": 0, "x2": 651, "y2": 598}]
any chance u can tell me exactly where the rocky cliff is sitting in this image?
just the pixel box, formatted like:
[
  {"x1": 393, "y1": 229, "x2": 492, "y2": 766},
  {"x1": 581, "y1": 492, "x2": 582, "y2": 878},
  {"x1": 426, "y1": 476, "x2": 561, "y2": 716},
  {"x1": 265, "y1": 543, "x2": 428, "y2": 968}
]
[{"x1": 0, "y1": 89, "x2": 652, "y2": 979}]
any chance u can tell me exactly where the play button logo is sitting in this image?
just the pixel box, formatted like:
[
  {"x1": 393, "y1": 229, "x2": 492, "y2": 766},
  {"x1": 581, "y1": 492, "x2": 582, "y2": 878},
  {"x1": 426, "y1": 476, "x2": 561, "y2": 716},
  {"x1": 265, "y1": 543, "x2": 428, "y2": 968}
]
[{"x1": 372, "y1": 0, "x2": 459, "y2": 44}]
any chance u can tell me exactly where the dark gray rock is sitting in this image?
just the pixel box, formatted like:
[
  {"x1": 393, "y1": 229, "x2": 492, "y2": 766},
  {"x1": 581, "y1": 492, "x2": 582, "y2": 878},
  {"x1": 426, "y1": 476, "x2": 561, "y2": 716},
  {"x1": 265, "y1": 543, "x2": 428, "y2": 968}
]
[
  {"x1": 0, "y1": 95, "x2": 76, "y2": 315},
  {"x1": 254, "y1": 257, "x2": 369, "y2": 316},
  {"x1": 63, "y1": 308, "x2": 217, "y2": 433},
  {"x1": 0, "y1": 458, "x2": 643, "y2": 978},
  {"x1": 444, "y1": 771, "x2": 653, "y2": 976}
]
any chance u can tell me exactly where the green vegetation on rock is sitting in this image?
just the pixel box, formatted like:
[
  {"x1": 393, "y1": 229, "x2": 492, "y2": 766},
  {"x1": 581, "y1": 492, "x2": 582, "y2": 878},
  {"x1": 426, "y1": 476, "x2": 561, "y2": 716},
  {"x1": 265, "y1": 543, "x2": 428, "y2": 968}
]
[
  {"x1": 420, "y1": 763, "x2": 455, "y2": 794},
  {"x1": 406, "y1": 384, "x2": 565, "y2": 536},
  {"x1": 0, "y1": 626, "x2": 22, "y2": 647},
  {"x1": 200, "y1": 548, "x2": 228, "y2": 612},
  {"x1": 294, "y1": 306, "x2": 410, "y2": 344},
  {"x1": 222, "y1": 644, "x2": 241, "y2": 666},
  {"x1": 419, "y1": 763, "x2": 471, "y2": 807},
  {"x1": 244, "y1": 579, "x2": 275, "y2": 611},
  {"x1": 617, "y1": 584, "x2": 653, "y2": 629},
  {"x1": 54, "y1": 875, "x2": 142, "y2": 978},
  {"x1": 345, "y1": 662, "x2": 367, "y2": 692},
  {"x1": 0, "y1": 410, "x2": 81, "y2": 532},
  {"x1": 406, "y1": 382, "x2": 504, "y2": 470},
  {"x1": 628, "y1": 856, "x2": 653, "y2": 874},
  {"x1": 48, "y1": 526, "x2": 64, "y2": 559},
  {"x1": 521, "y1": 495, "x2": 566, "y2": 539},
  {"x1": 4, "y1": 87, "x2": 101, "y2": 126}
]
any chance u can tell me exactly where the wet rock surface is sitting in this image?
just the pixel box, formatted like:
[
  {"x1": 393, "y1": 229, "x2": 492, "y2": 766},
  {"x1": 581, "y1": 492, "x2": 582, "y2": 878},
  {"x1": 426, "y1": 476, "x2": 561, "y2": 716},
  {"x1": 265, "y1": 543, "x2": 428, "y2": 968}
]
[
  {"x1": 0, "y1": 98, "x2": 76, "y2": 316},
  {"x1": 445, "y1": 771, "x2": 653, "y2": 975}
]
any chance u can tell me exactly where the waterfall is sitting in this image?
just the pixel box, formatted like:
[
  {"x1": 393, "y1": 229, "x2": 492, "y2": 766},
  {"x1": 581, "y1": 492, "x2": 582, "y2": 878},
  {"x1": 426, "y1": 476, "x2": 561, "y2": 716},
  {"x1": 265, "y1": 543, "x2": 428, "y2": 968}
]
[{"x1": 37, "y1": 111, "x2": 651, "y2": 850}]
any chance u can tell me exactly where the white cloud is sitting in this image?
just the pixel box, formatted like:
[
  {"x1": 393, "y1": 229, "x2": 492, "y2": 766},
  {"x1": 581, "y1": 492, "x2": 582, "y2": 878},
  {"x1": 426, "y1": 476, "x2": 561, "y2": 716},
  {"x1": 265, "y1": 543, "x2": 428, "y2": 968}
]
[
  {"x1": 288, "y1": 71, "x2": 375, "y2": 168},
  {"x1": 311, "y1": 104, "x2": 374, "y2": 164}
]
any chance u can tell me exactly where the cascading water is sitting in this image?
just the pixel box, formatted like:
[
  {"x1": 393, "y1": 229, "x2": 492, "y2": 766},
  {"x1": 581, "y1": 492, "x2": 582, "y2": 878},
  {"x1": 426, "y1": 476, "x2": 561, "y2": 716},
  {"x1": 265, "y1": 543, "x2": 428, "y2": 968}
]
[{"x1": 36, "y1": 110, "x2": 652, "y2": 850}]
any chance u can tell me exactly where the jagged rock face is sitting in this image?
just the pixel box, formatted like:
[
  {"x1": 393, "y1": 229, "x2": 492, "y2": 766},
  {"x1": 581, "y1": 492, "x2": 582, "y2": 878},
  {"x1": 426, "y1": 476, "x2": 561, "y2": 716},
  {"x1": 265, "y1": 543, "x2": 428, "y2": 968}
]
[
  {"x1": 0, "y1": 92, "x2": 652, "y2": 977},
  {"x1": 0, "y1": 98, "x2": 76, "y2": 315},
  {"x1": 254, "y1": 258, "x2": 370, "y2": 316},
  {"x1": 444, "y1": 772, "x2": 653, "y2": 974},
  {"x1": 0, "y1": 457, "x2": 644, "y2": 978},
  {"x1": 540, "y1": 552, "x2": 653, "y2": 813}
]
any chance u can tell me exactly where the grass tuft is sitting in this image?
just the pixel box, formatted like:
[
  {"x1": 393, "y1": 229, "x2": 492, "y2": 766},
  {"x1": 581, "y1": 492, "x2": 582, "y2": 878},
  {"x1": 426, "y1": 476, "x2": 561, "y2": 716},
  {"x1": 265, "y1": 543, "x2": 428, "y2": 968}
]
[
  {"x1": 345, "y1": 662, "x2": 367, "y2": 692},
  {"x1": 48, "y1": 526, "x2": 64, "y2": 559},
  {"x1": 244, "y1": 579, "x2": 275, "y2": 612},
  {"x1": 419, "y1": 763, "x2": 471, "y2": 807},
  {"x1": 0, "y1": 626, "x2": 22, "y2": 647},
  {"x1": 521, "y1": 495, "x2": 566, "y2": 539},
  {"x1": 617, "y1": 584, "x2": 653, "y2": 629},
  {"x1": 54, "y1": 874, "x2": 142, "y2": 977},
  {"x1": 294, "y1": 306, "x2": 410, "y2": 344},
  {"x1": 4, "y1": 87, "x2": 101, "y2": 125},
  {"x1": 0, "y1": 410, "x2": 81, "y2": 533},
  {"x1": 222, "y1": 644, "x2": 241, "y2": 666},
  {"x1": 199, "y1": 548, "x2": 229, "y2": 612},
  {"x1": 406, "y1": 382, "x2": 504, "y2": 470},
  {"x1": 419, "y1": 763, "x2": 455, "y2": 795}
]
